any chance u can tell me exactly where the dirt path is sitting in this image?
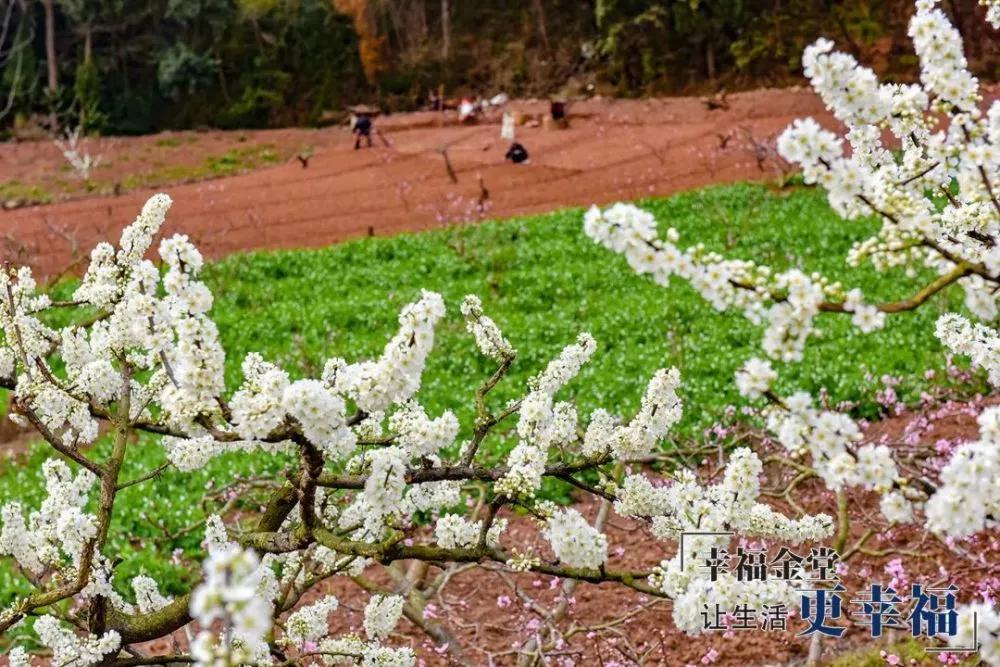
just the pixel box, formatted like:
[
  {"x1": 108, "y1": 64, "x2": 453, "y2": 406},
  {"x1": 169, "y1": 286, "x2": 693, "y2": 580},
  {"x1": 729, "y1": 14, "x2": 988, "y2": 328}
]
[{"x1": 0, "y1": 87, "x2": 836, "y2": 280}]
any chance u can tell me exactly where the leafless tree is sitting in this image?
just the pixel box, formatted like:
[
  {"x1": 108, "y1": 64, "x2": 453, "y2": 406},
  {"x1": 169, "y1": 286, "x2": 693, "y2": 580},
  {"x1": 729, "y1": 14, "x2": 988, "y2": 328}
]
[
  {"x1": 0, "y1": 0, "x2": 33, "y2": 122},
  {"x1": 440, "y1": 0, "x2": 450, "y2": 58}
]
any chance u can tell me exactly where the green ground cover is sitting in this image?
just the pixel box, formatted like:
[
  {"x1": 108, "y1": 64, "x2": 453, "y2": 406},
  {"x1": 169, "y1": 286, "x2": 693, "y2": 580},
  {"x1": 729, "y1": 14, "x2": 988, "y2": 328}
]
[{"x1": 0, "y1": 182, "x2": 972, "y2": 605}]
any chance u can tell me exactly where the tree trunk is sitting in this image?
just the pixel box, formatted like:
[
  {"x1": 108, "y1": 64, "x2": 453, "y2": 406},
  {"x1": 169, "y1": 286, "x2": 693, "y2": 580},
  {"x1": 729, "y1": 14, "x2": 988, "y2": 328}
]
[
  {"x1": 440, "y1": 0, "x2": 450, "y2": 59},
  {"x1": 532, "y1": 0, "x2": 550, "y2": 52},
  {"x1": 41, "y1": 0, "x2": 57, "y2": 129},
  {"x1": 79, "y1": 26, "x2": 92, "y2": 130},
  {"x1": 42, "y1": 0, "x2": 57, "y2": 92},
  {"x1": 83, "y1": 26, "x2": 92, "y2": 64}
]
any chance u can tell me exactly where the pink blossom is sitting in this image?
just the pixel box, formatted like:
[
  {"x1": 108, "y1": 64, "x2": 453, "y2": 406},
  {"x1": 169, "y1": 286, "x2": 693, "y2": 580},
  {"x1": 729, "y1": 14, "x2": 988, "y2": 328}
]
[
  {"x1": 700, "y1": 648, "x2": 720, "y2": 664},
  {"x1": 885, "y1": 558, "x2": 908, "y2": 590}
]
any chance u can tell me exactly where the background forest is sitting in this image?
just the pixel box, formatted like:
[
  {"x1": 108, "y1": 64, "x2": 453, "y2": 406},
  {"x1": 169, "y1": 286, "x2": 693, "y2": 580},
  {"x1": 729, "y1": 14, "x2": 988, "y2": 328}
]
[{"x1": 0, "y1": 0, "x2": 998, "y2": 135}]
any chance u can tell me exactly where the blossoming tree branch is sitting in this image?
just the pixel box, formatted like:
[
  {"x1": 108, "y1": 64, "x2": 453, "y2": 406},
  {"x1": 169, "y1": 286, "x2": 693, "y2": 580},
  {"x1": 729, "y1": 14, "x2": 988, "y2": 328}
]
[
  {"x1": 0, "y1": 0, "x2": 998, "y2": 665},
  {"x1": 587, "y1": 0, "x2": 1000, "y2": 376},
  {"x1": 583, "y1": 0, "x2": 1000, "y2": 660},
  {"x1": 0, "y1": 190, "x2": 836, "y2": 665}
]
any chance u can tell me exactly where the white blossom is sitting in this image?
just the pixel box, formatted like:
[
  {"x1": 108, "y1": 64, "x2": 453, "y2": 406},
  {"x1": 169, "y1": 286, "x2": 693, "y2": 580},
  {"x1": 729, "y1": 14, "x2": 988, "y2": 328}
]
[
  {"x1": 434, "y1": 513, "x2": 506, "y2": 549},
  {"x1": 925, "y1": 407, "x2": 1000, "y2": 537},
  {"x1": 953, "y1": 603, "x2": 1000, "y2": 665},
  {"x1": 34, "y1": 616, "x2": 120, "y2": 667},
  {"x1": 331, "y1": 291, "x2": 445, "y2": 413},
  {"x1": 190, "y1": 544, "x2": 273, "y2": 667},
  {"x1": 461, "y1": 294, "x2": 515, "y2": 361},
  {"x1": 363, "y1": 594, "x2": 405, "y2": 641},
  {"x1": 543, "y1": 508, "x2": 608, "y2": 569},
  {"x1": 496, "y1": 442, "x2": 547, "y2": 498},
  {"x1": 735, "y1": 357, "x2": 777, "y2": 400},
  {"x1": 285, "y1": 596, "x2": 339, "y2": 648},
  {"x1": 0, "y1": 459, "x2": 96, "y2": 575}
]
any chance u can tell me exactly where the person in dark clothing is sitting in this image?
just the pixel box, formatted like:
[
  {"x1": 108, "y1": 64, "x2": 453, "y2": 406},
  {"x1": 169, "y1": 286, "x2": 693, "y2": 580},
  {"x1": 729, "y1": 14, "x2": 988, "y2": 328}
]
[
  {"x1": 550, "y1": 100, "x2": 566, "y2": 121},
  {"x1": 353, "y1": 114, "x2": 373, "y2": 149},
  {"x1": 505, "y1": 142, "x2": 529, "y2": 164}
]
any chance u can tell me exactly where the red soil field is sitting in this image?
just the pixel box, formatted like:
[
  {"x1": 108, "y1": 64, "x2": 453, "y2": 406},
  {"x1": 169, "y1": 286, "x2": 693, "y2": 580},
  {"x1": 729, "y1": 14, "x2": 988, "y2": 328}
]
[{"x1": 1, "y1": 87, "x2": 836, "y2": 281}]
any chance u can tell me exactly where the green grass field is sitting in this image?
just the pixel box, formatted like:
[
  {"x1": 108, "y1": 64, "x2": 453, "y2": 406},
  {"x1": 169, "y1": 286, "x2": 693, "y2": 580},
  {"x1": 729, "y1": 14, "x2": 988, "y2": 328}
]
[{"x1": 0, "y1": 181, "x2": 972, "y2": 605}]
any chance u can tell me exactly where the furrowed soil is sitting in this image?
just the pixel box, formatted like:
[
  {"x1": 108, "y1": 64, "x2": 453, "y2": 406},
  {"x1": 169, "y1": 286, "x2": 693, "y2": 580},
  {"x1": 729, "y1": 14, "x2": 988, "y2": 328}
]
[{"x1": 0, "y1": 87, "x2": 840, "y2": 281}]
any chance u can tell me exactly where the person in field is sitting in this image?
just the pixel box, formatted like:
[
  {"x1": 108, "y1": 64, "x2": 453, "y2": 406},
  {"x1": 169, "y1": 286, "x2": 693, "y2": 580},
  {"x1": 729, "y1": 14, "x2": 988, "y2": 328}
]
[
  {"x1": 351, "y1": 112, "x2": 373, "y2": 149},
  {"x1": 458, "y1": 98, "x2": 476, "y2": 123},
  {"x1": 505, "y1": 142, "x2": 529, "y2": 164},
  {"x1": 501, "y1": 111, "x2": 516, "y2": 142}
]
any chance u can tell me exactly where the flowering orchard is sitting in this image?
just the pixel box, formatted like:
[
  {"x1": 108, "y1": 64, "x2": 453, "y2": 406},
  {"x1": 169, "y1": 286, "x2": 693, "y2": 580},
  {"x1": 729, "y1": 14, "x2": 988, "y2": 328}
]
[
  {"x1": 0, "y1": 192, "x2": 820, "y2": 665},
  {"x1": 582, "y1": 0, "x2": 1000, "y2": 660},
  {"x1": 588, "y1": 1, "x2": 1000, "y2": 377},
  {"x1": 0, "y1": 2, "x2": 999, "y2": 667}
]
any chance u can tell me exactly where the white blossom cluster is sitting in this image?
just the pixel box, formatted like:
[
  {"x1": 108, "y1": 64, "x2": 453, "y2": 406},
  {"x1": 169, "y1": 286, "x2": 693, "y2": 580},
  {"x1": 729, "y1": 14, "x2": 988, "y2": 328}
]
[
  {"x1": 936, "y1": 313, "x2": 1000, "y2": 386},
  {"x1": 734, "y1": 357, "x2": 778, "y2": 400},
  {"x1": 625, "y1": 448, "x2": 833, "y2": 633},
  {"x1": 461, "y1": 294, "x2": 515, "y2": 361},
  {"x1": 582, "y1": 368, "x2": 683, "y2": 460},
  {"x1": 924, "y1": 406, "x2": 1000, "y2": 537},
  {"x1": 585, "y1": 0, "x2": 1000, "y2": 377},
  {"x1": 494, "y1": 337, "x2": 683, "y2": 500},
  {"x1": 32, "y1": 616, "x2": 120, "y2": 666},
  {"x1": 496, "y1": 333, "x2": 595, "y2": 497},
  {"x1": 0, "y1": 459, "x2": 96, "y2": 575},
  {"x1": 763, "y1": 386, "x2": 902, "y2": 495},
  {"x1": 616, "y1": 448, "x2": 833, "y2": 543},
  {"x1": 389, "y1": 401, "x2": 459, "y2": 459},
  {"x1": 190, "y1": 544, "x2": 274, "y2": 666},
  {"x1": 583, "y1": 202, "x2": 881, "y2": 362},
  {"x1": 132, "y1": 574, "x2": 173, "y2": 614},
  {"x1": 953, "y1": 603, "x2": 1000, "y2": 665},
  {"x1": 495, "y1": 440, "x2": 549, "y2": 498},
  {"x1": 752, "y1": 365, "x2": 1000, "y2": 539},
  {"x1": 542, "y1": 507, "x2": 608, "y2": 569},
  {"x1": 292, "y1": 593, "x2": 413, "y2": 667},
  {"x1": 517, "y1": 333, "x2": 595, "y2": 447},
  {"x1": 984, "y1": 0, "x2": 1000, "y2": 28},
  {"x1": 328, "y1": 290, "x2": 445, "y2": 413},
  {"x1": 284, "y1": 595, "x2": 340, "y2": 648},
  {"x1": 363, "y1": 594, "x2": 405, "y2": 641},
  {"x1": 434, "y1": 513, "x2": 506, "y2": 549}
]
